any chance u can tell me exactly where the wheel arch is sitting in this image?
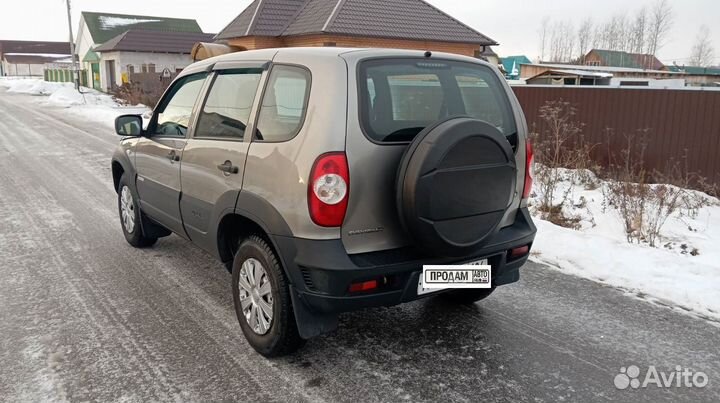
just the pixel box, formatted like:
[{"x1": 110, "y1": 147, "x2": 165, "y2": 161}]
[
  {"x1": 111, "y1": 160, "x2": 125, "y2": 192},
  {"x1": 216, "y1": 191, "x2": 294, "y2": 272},
  {"x1": 111, "y1": 147, "x2": 137, "y2": 193}
]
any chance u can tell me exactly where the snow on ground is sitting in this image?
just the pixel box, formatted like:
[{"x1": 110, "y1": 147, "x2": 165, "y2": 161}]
[
  {"x1": 529, "y1": 168, "x2": 720, "y2": 322},
  {"x1": 0, "y1": 78, "x2": 149, "y2": 128}
]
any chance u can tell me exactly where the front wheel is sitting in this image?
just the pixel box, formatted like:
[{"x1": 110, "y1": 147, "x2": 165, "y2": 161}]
[
  {"x1": 232, "y1": 235, "x2": 304, "y2": 357},
  {"x1": 117, "y1": 174, "x2": 157, "y2": 248}
]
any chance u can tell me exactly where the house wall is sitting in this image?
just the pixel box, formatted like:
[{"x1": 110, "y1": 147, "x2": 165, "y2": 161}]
[
  {"x1": 520, "y1": 64, "x2": 681, "y2": 80},
  {"x1": 98, "y1": 51, "x2": 194, "y2": 89},
  {"x1": 1, "y1": 59, "x2": 45, "y2": 76},
  {"x1": 684, "y1": 75, "x2": 720, "y2": 86},
  {"x1": 75, "y1": 19, "x2": 96, "y2": 84},
  {"x1": 226, "y1": 34, "x2": 481, "y2": 56},
  {"x1": 583, "y1": 51, "x2": 603, "y2": 66}
]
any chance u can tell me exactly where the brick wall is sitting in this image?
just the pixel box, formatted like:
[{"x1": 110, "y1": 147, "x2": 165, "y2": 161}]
[{"x1": 228, "y1": 35, "x2": 480, "y2": 57}]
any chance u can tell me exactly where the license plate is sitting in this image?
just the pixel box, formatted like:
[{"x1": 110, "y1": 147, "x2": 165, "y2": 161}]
[{"x1": 417, "y1": 259, "x2": 490, "y2": 295}]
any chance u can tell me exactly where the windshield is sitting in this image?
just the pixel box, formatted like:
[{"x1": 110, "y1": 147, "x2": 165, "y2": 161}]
[{"x1": 358, "y1": 58, "x2": 517, "y2": 143}]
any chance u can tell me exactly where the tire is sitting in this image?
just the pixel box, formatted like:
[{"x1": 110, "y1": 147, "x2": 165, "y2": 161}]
[
  {"x1": 117, "y1": 174, "x2": 158, "y2": 248},
  {"x1": 232, "y1": 235, "x2": 304, "y2": 357},
  {"x1": 440, "y1": 287, "x2": 496, "y2": 304}
]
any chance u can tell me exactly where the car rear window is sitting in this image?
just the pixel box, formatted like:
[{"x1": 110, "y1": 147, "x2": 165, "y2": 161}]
[{"x1": 358, "y1": 58, "x2": 516, "y2": 143}]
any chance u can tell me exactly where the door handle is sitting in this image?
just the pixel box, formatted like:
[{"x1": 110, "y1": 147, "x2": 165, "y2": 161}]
[
  {"x1": 217, "y1": 161, "x2": 239, "y2": 174},
  {"x1": 166, "y1": 151, "x2": 180, "y2": 162}
]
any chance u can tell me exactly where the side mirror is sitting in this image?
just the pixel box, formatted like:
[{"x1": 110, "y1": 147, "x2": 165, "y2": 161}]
[{"x1": 115, "y1": 114, "x2": 144, "y2": 136}]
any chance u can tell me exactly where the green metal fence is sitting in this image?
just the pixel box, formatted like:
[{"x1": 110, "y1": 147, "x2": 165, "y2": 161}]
[{"x1": 43, "y1": 69, "x2": 87, "y2": 85}]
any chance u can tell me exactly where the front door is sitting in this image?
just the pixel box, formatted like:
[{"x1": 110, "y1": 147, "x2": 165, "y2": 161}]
[
  {"x1": 105, "y1": 60, "x2": 116, "y2": 90},
  {"x1": 91, "y1": 63, "x2": 101, "y2": 90},
  {"x1": 180, "y1": 65, "x2": 266, "y2": 251},
  {"x1": 135, "y1": 72, "x2": 208, "y2": 236}
]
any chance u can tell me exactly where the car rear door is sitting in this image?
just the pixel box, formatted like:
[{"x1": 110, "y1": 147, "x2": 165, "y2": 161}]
[
  {"x1": 179, "y1": 62, "x2": 268, "y2": 253},
  {"x1": 135, "y1": 72, "x2": 209, "y2": 236},
  {"x1": 340, "y1": 54, "x2": 525, "y2": 255}
]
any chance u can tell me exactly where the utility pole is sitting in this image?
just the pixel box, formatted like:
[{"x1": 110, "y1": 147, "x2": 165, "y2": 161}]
[{"x1": 65, "y1": 0, "x2": 80, "y2": 90}]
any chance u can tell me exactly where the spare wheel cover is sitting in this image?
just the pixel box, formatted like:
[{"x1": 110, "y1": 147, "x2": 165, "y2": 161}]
[{"x1": 396, "y1": 117, "x2": 516, "y2": 256}]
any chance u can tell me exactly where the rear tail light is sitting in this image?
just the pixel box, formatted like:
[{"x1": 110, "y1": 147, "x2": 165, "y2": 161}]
[
  {"x1": 308, "y1": 152, "x2": 349, "y2": 227},
  {"x1": 349, "y1": 279, "x2": 378, "y2": 293},
  {"x1": 509, "y1": 245, "x2": 530, "y2": 259},
  {"x1": 522, "y1": 140, "x2": 534, "y2": 199}
]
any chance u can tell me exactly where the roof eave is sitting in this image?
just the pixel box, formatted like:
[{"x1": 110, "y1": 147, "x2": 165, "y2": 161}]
[{"x1": 281, "y1": 31, "x2": 496, "y2": 46}]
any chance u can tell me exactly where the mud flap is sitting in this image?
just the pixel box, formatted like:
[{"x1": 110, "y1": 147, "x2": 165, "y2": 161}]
[
  {"x1": 289, "y1": 285, "x2": 339, "y2": 339},
  {"x1": 140, "y1": 213, "x2": 172, "y2": 239}
]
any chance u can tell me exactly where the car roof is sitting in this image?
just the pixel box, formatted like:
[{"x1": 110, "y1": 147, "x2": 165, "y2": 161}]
[{"x1": 182, "y1": 47, "x2": 488, "y2": 77}]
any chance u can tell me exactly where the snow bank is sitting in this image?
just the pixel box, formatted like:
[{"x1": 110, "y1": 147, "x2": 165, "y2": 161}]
[
  {"x1": 530, "y1": 169, "x2": 720, "y2": 322},
  {"x1": 0, "y1": 78, "x2": 149, "y2": 128},
  {"x1": 0, "y1": 78, "x2": 68, "y2": 95}
]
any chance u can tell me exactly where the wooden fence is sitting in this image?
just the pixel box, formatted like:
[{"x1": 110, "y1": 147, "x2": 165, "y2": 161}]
[{"x1": 512, "y1": 86, "x2": 720, "y2": 186}]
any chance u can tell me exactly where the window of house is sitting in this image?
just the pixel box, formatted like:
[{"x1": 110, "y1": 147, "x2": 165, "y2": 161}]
[
  {"x1": 194, "y1": 69, "x2": 263, "y2": 140},
  {"x1": 127, "y1": 64, "x2": 135, "y2": 74},
  {"x1": 150, "y1": 73, "x2": 208, "y2": 137},
  {"x1": 148, "y1": 64, "x2": 156, "y2": 73},
  {"x1": 255, "y1": 65, "x2": 311, "y2": 142}
]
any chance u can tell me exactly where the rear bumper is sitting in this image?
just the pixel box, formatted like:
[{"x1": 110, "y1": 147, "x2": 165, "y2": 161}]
[{"x1": 273, "y1": 208, "x2": 536, "y2": 315}]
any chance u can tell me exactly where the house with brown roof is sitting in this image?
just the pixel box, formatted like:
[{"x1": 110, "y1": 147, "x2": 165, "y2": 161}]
[
  {"x1": 583, "y1": 49, "x2": 664, "y2": 71},
  {"x1": 215, "y1": 0, "x2": 497, "y2": 57},
  {"x1": 93, "y1": 30, "x2": 214, "y2": 90},
  {"x1": 0, "y1": 40, "x2": 70, "y2": 76},
  {"x1": 75, "y1": 12, "x2": 208, "y2": 90}
]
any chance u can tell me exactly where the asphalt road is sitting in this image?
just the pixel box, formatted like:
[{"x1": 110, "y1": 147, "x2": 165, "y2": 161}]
[{"x1": 0, "y1": 88, "x2": 718, "y2": 402}]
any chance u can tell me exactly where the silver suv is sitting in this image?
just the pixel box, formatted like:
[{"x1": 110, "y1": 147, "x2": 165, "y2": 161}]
[{"x1": 111, "y1": 47, "x2": 536, "y2": 357}]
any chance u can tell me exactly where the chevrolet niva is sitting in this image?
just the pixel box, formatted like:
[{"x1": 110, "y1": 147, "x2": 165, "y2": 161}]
[{"x1": 111, "y1": 47, "x2": 536, "y2": 357}]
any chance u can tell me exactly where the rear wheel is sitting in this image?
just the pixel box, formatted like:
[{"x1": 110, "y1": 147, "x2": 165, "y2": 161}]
[
  {"x1": 232, "y1": 235, "x2": 304, "y2": 357},
  {"x1": 441, "y1": 287, "x2": 495, "y2": 304},
  {"x1": 117, "y1": 174, "x2": 157, "y2": 248}
]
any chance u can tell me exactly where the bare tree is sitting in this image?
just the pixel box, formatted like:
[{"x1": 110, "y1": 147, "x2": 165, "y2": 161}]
[
  {"x1": 689, "y1": 25, "x2": 716, "y2": 67},
  {"x1": 629, "y1": 7, "x2": 648, "y2": 54},
  {"x1": 549, "y1": 20, "x2": 576, "y2": 62},
  {"x1": 593, "y1": 20, "x2": 612, "y2": 50},
  {"x1": 647, "y1": 0, "x2": 674, "y2": 57},
  {"x1": 608, "y1": 14, "x2": 631, "y2": 52},
  {"x1": 539, "y1": 16, "x2": 551, "y2": 61},
  {"x1": 577, "y1": 18, "x2": 593, "y2": 61}
]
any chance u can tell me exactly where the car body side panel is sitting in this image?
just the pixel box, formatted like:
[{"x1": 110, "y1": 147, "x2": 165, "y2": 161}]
[
  {"x1": 180, "y1": 64, "x2": 270, "y2": 254},
  {"x1": 111, "y1": 138, "x2": 139, "y2": 191},
  {"x1": 134, "y1": 136, "x2": 188, "y2": 235},
  {"x1": 241, "y1": 49, "x2": 348, "y2": 240}
]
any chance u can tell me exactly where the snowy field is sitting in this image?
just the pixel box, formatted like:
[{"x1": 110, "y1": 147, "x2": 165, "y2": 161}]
[
  {"x1": 1, "y1": 77, "x2": 718, "y2": 324},
  {"x1": 529, "y1": 169, "x2": 720, "y2": 323},
  {"x1": 0, "y1": 78, "x2": 149, "y2": 128}
]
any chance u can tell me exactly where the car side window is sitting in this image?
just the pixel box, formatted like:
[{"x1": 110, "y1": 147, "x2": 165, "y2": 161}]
[
  {"x1": 194, "y1": 69, "x2": 262, "y2": 140},
  {"x1": 255, "y1": 65, "x2": 311, "y2": 142},
  {"x1": 150, "y1": 73, "x2": 208, "y2": 137}
]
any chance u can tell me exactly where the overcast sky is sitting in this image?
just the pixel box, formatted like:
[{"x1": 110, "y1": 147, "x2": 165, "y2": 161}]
[{"x1": 1, "y1": 0, "x2": 717, "y2": 65}]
